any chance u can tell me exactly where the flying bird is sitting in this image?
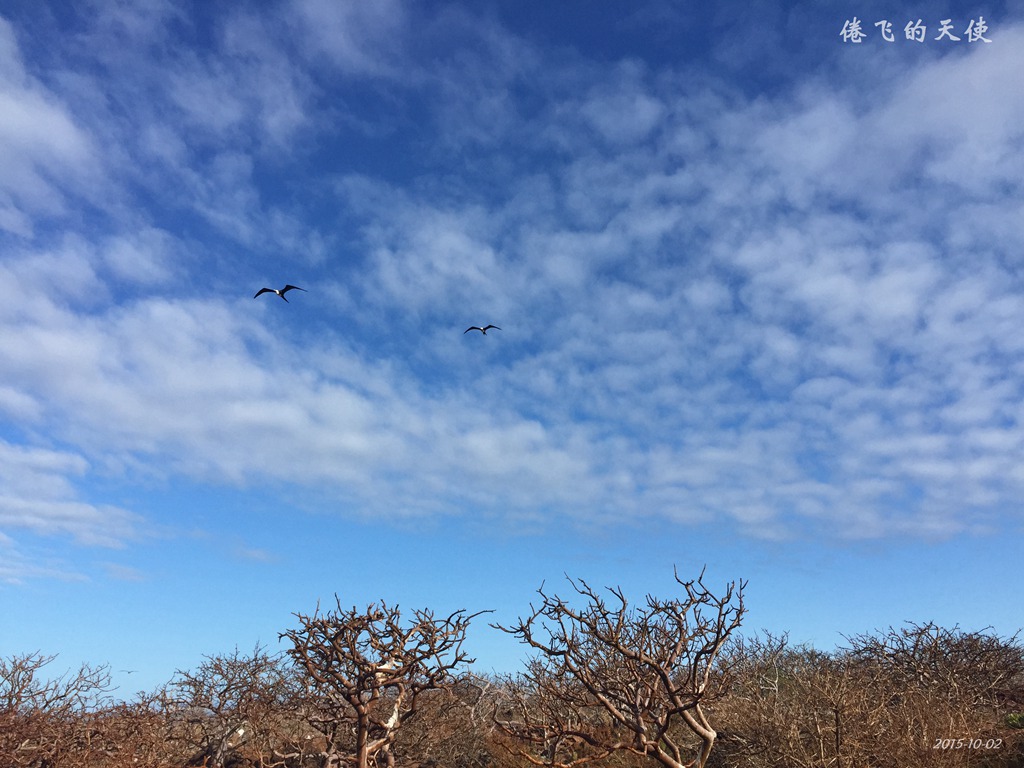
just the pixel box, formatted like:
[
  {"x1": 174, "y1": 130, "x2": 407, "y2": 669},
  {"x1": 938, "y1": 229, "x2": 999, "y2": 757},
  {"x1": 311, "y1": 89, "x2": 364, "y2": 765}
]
[
  {"x1": 254, "y1": 285, "x2": 306, "y2": 302},
  {"x1": 464, "y1": 325, "x2": 501, "y2": 335}
]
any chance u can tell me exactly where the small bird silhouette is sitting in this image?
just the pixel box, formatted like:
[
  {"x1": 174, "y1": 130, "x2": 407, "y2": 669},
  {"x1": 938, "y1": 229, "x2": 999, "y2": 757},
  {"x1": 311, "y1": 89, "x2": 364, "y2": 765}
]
[
  {"x1": 254, "y1": 285, "x2": 306, "y2": 302},
  {"x1": 464, "y1": 325, "x2": 501, "y2": 335}
]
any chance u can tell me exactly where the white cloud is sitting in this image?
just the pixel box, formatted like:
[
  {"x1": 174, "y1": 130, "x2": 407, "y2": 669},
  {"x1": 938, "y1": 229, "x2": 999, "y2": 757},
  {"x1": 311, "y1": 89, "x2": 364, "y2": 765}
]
[
  {"x1": 457, "y1": 27, "x2": 1013, "y2": 538},
  {"x1": 0, "y1": 539, "x2": 86, "y2": 585},
  {"x1": 167, "y1": 59, "x2": 250, "y2": 138},
  {"x1": 0, "y1": 18, "x2": 103, "y2": 235},
  {"x1": 0, "y1": 440, "x2": 138, "y2": 547},
  {"x1": 0, "y1": 386, "x2": 41, "y2": 422},
  {"x1": 1, "y1": 6, "x2": 1022, "y2": 572},
  {"x1": 100, "y1": 227, "x2": 180, "y2": 287},
  {"x1": 290, "y1": 0, "x2": 409, "y2": 76},
  {"x1": 868, "y1": 28, "x2": 1024, "y2": 191},
  {"x1": 578, "y1": 61, "x2": 666, "y2": 145},
  {"x1": 81, "y1": 0, "x2": 185, "y2": 44},
  {"x1": 164, "y1": 10, "x2": 315, "y2": 150},
  {"x1": 0, "y1": 4, "x2": 323, "y2": 255},
  {"x1": 0, "y1": 236, "x2": 608, "y2": 522}
]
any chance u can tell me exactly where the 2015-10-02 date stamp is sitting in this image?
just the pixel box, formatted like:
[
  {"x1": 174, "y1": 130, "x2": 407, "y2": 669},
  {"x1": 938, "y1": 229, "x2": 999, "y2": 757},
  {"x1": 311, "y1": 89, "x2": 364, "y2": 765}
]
[{"x1": 933, "y1": 738, "x2": 1002, "y2": 750}]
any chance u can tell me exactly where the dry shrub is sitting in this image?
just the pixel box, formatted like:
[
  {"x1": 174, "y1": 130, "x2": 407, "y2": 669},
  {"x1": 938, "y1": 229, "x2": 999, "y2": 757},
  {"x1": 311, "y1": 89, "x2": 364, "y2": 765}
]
[{"x1": 711, "y1": 624, "x2": 1024, "y2": 768}]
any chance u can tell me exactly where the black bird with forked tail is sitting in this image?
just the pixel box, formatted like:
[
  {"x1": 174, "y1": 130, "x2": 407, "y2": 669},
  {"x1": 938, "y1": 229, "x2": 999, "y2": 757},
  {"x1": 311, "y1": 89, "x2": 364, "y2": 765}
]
[
  {"x1": 254, "y1": 285, "x2": 306, "y2": 302},
  {"x1": 464, "y1": 324, "x2": 500, "y2": 335}
]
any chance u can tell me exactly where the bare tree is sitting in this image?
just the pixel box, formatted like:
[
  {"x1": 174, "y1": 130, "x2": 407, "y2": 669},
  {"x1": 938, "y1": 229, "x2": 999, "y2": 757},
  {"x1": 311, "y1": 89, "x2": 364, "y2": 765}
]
[
  {"x1": 163, "y1": 645, "x2": 297, "y2": 768},
  {"x1": 0, "y1": 651, "x2": 114, "y2": 767},
  {"x1": 385, "y1": 675, "x2": 504, "y2": 768},
  {"x1": 710, "y1": 624, "x2": 1024, "y2": 768},
  {"x1": 495, "y1": 567, "x2": 746, "y2": 768},
  {"x1": 280, "y1": 598, "x2": 485, "y2": 768},
  {"x1": 83, "y1": 692, "x2": 176, "y2": 768},
  {"x1": 710, "y1": 632, "x2": 852, "y2": 768},
  {"x1": 844, "y1": 621, "x2": 1024, "y2": 709},
  {"x1": 841, "y1": 622, "x2": 1024, "y2": 766}
]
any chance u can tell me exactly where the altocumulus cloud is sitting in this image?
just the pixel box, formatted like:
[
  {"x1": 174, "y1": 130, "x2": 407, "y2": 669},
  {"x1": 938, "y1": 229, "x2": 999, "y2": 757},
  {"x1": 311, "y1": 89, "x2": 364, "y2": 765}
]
[{"x1": 0, "y1": 4, "x2": 1022, "y2": 583}]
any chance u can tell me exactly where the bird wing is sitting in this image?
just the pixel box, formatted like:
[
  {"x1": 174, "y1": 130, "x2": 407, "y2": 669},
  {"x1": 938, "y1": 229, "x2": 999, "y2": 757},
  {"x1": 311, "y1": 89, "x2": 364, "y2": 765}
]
[
  {"x1": 281, "y1": 285, "x2": 306, "y2": 294},
  {"x1": 483, "y1": 325, "x2": 501, "y2": 331},
  {"x1": 464, "y1": 327, "x2": 481, "y2": 333},
  {"x1": 254, "y1": 288, "x2": 273, "y2": 298}
]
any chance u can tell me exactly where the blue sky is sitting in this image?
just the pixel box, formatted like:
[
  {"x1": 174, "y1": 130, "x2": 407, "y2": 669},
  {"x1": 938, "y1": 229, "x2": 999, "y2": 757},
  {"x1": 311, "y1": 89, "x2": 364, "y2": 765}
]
[{"x1": 1, "y1": 0, "x2": 1023, "y2": 697}]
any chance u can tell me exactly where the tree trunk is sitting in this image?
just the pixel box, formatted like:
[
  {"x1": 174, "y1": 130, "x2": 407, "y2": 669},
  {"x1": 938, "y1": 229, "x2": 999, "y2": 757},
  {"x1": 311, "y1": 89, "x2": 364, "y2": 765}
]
[{"x1": 355, "y1": 709, "x2": 370, "y2": 768}]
